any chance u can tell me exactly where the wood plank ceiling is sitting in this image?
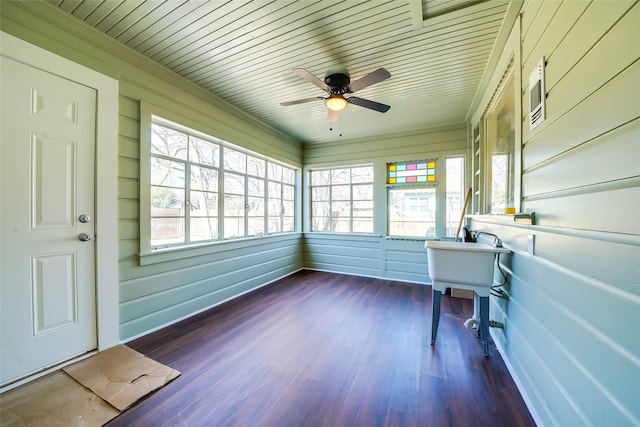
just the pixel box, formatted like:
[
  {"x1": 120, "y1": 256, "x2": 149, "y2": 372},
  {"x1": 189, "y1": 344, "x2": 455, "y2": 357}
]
[{"x1": 47, "y1": 0, "x2": 510, "y2": 144}]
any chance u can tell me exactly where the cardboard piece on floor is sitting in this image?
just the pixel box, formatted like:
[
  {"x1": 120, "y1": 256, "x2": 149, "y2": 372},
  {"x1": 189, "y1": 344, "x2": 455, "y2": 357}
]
[
  {"x1": 1, "y1": 370, "x2": 120, "y2": 426},
  {"x1": 64, "y1": 344, "x2": 181, "y2": 411}
]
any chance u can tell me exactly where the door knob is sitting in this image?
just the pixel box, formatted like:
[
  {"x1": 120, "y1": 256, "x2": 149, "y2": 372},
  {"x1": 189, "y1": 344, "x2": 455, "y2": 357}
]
[
  {"x1": 79, "y1": 214, "x2": 91, "y2": 223},
  {"x1": 78, "y1": 233, "x2": 93, "y2": 242}
]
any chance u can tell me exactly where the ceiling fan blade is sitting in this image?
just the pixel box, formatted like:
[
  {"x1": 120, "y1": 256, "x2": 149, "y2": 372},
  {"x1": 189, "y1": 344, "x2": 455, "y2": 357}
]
[
  {"x1": 293, "y1": 68, "x2": 329, "y2": 91},
  {"x1": 348, "y1": 68, "x2": 391, "y2": 93},
  {"x1": 327, "y1": 109, "x2": 339, "y2": 123},
  {"x1": 280, "y1": 96, "x2": 324, "y2": 106},
  {"x1": 348, "y1": 96, "x2": 391, "y2": 113}
]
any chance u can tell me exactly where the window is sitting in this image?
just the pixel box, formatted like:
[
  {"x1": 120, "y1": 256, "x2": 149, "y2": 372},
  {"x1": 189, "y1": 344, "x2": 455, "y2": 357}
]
[
  {"x1": 147, "y1": 117, "x2": 296, "y2": 250},
  {"x1": 387, "y1": 158, "x2": 465, "y2": 238},
  {"x1": 310, "y1": 165, "x2": 374, "y2": 233},
  {"x1": 445, "y1": 157, "x2": 465, "y2": 237},
  {"x1": 485, "y1": 73, "x2": 516, "y2": 214},
  {"x1": 387, "y1": 160, "x2": 437, "y2": 238}
]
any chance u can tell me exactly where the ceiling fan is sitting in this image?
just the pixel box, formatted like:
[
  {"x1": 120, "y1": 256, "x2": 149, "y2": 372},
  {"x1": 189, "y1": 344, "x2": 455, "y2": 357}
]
[{"x1": 280, "y1": 68, "x2": 391, "y2": 122}]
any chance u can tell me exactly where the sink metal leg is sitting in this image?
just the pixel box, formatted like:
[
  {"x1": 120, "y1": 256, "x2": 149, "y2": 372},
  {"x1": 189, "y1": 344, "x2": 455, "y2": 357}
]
[
  {"x1": 431, "y1": 289, "x2": 441, "y2": 345},
  {"x1": 480, "y1": 295, "x2": 490, "y2": 356}
]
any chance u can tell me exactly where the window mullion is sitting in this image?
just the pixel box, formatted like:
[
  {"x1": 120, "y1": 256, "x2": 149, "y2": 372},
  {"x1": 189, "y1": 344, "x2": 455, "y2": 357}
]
[
  {"x1": 218, "y1": 148, "x2": 224, "y2": 240},
  {"x1": 244, "y1": 174, "x2": 249, "y2": 237},
  {"x1": 349, "y1": 178, "x2": 354, "y2": 233},
  {"x1": 185, "y1": 161, "x2": 191, "y2": 244}
]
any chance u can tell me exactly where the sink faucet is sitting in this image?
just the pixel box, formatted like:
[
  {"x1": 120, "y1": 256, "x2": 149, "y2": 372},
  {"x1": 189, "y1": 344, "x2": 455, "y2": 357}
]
[{"x1": 475, "y1": 231, "x2": 503, "y2": 247}]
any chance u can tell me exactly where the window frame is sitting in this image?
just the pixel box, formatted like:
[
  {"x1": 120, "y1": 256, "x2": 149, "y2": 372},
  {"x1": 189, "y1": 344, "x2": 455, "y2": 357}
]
[
  {"x1": 384, "y1": 155, "x2": 466, "y2": 239},
  {"x1": 309, "y1": 164, "x2": 375, "y2": 234},
  {"x1": 140, "y1": 103, "x2": 298, "y2": 263},
  {"x1": 386, "y1": 159, "x2": 439, "y2": 239},
  {"x1": 470, "y1": 15, "x2": 522, "y2": 215}
]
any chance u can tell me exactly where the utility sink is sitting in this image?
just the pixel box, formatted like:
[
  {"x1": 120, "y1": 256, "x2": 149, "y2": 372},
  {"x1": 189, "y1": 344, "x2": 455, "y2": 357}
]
[
  {"x1": 425, "y1": 241, "x2": 511, "y2": 296},
  {"x1": 425, "y1": 240, "x2": 511, "y2": 356}
]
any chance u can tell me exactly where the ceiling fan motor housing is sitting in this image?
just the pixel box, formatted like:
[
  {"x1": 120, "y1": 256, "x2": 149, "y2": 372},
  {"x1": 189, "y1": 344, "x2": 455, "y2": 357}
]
[{"x1": 324, "y1": 73, "x2": 351, "y2": 94}]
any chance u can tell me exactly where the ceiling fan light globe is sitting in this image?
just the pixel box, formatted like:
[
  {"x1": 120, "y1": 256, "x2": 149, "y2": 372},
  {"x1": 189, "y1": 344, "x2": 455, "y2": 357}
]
[{"x1": 325, "y1": 95, "x2": 348, "y2": 112}]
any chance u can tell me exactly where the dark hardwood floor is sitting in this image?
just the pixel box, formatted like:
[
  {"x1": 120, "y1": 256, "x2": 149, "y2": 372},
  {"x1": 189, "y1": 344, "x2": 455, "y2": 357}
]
[{"x1": 107, "y1": 270, "x2": 535, "y2": 427}]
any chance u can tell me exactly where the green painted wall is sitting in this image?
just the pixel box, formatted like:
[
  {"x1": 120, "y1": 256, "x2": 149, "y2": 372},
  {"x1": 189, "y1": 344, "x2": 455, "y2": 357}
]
[{"x1": 468, "y1": 1, "x2": 640, "y2": 425}]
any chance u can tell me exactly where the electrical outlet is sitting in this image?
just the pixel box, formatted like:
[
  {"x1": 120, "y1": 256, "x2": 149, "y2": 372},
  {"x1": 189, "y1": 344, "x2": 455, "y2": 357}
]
[{"x1": 528, "y1": 234, "x2": 535, "y2": 255}]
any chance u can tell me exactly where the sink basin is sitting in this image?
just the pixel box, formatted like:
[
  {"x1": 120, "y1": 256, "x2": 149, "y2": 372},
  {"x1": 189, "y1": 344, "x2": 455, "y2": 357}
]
[
  {"x1": 425, "y1": 241, "x2": 511, "y2": 297},
  {"x1": 425, "y1": 240, "x2": 511, "y2": 356}
]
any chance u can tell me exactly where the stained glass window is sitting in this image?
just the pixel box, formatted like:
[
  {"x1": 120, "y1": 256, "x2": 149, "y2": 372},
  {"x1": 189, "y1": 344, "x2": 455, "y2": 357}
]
[{"x1": 387, "y1": 160, "x2": 436, "y2": 184}]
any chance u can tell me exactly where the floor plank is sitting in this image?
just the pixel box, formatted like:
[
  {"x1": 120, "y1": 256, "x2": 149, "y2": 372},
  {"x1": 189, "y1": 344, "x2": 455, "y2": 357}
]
[{"x1": 106, "y1": 270, "x2": 535, "y2": 427}]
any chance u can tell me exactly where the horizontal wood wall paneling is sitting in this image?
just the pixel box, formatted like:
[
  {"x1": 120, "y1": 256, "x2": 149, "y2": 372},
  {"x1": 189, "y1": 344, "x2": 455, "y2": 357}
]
[
  {"x1": 304, "y1": 126, "x2": 467, "y2": 165},
  {"x1": 304, "y1": 263, "x2": 380, "y2": 278},
  {"x1": 118, "y1": 95, "x2": 140, "y2": 120},
  {"x1": 117, "y1": 198, "x2": 138, "y2": 220},
  {"x1": 523, "y1": 61, "x2": 640, "y2": 169},
  {"x1": 521, "y1": 0, "x2": 588, "y2": 70},
  {"x1": 117, "y1": 219, "x2": 139, "y2": 241},
  {"x1": 525, "y1": 185, "x2": 639, "y2": 234},
  {"x1": 385, "y1": 260, "x2": 428, "y2": 276},
  {"x1": 501, "y1": 303, "x2": 589, "y2": 426},
  {"x1": 118, "y1": 156, "x2": 139, "y2": 179},
  {"x1": 524, "y1": 1, "x2": 635, "y2": 90},
  {"x1": 521, "y1": 0, "x2": 562, "y2": 64},
  {"x1": 304, "y1": 253, "x2": 380, "y2": 271},
  {"x1": 538, "y1": 4, "x2": 639, "y2": 120},
  {"x1": 121, "y1": 237, "x2": 302, "y2": 287},
  {"x1": 303, "y1": 234, "x2": 383, "y2": 245},
  {"x1": 303, "y1": 235, "x2": 381, "y2": 277},
  {"x1": 118, "y1": 239, "x2": 139, "y2": 261},
  {"x1": 519, "y1": 0, "x2": 543, "y2": 42},
  {"x1": 385, "y1": 248, "x2": 428, "y2": 264},
  {"x1": 117, "y1": 177, "x2": 139, "y2": 199},
  {"x1": 384, "y1": 238, "x2": 429, "y2": 281},
  {"x1": 508, "y1": 256, "x2": 640, "y2": 425},
  {"x1": 473, "y1": 2, "x2": 639, "y2": 425},
  {"x1": 119, "y1": 252, "x2": 300, "y2": 323},
  {"x1": 118, "y1": 136, "x2": 139, "y2": 160},
  {"x1": 119, "y1": 261, "x2": 299, "y2": 340},
  {"x1": 523, "y1": 119, "x2": 640, "y2": 196},
  {"x1": 118, "y1": 115, "x2": 140, "y2": 141},
  {"x1": 305, "y1": 244, "x2": 381, "y2": 260}
]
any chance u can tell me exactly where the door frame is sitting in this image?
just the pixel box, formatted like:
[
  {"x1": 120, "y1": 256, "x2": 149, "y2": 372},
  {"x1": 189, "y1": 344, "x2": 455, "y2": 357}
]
[{"x1": 1, "y1": 31, "x2": 119, "y2": 370}]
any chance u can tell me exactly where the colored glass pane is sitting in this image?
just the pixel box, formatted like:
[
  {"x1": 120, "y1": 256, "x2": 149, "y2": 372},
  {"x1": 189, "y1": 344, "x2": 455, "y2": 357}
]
[{"x1": 387, "y1": 159, "x2": 437, "y2": 184}]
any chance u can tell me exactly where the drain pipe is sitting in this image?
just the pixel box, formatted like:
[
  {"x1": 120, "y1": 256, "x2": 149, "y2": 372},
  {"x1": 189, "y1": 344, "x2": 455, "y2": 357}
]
[
  {"x1": 464, "y1": 295, "x2": 505, "y2": 332},
  {"x1": 464, "y1": 295, "x2": 481, "y2": 332}
]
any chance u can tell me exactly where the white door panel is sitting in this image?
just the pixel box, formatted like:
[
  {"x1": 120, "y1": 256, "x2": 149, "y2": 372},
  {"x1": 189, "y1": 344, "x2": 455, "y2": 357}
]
[{"x1": 1, "y1": 56, "x2": 97, "y2": 385}]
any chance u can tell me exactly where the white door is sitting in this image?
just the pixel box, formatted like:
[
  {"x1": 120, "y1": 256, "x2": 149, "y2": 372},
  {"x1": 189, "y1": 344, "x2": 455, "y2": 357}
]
[{"x1": 1, "y1": 56, "x2": 98, "y2": 385}]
